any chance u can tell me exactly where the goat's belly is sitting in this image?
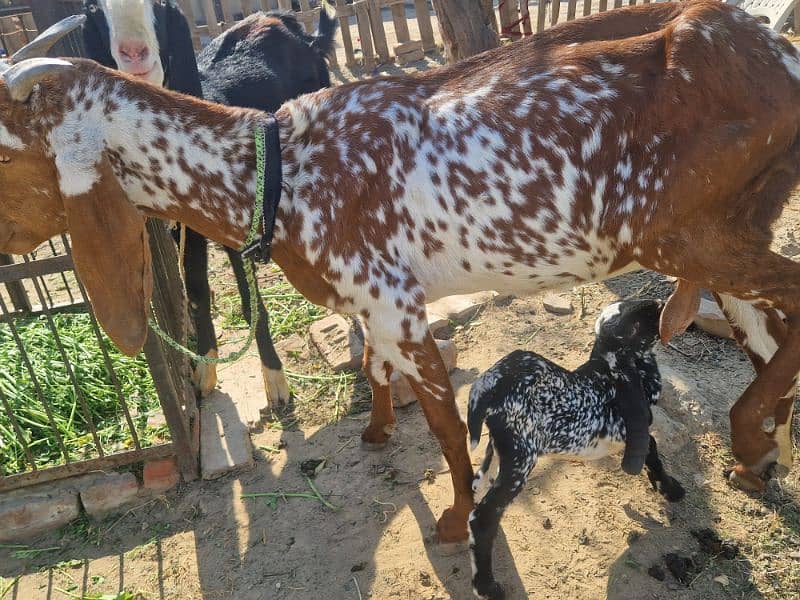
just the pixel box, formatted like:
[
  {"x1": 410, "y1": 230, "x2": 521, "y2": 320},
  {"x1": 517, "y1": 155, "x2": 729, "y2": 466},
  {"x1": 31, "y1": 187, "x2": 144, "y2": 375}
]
[
  {"x1": 417, "y1": 246, "x2": 641, "y2": 302},
  {"x1": 553, "y1": 435, "x2": 625, "y2": 461}
]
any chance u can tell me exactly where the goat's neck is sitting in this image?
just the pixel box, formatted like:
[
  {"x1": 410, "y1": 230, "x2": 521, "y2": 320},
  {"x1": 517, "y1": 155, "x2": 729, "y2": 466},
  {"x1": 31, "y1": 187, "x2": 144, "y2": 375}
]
[{"x1": 51, "y1": 66, "x2": 298, "y2": 250}]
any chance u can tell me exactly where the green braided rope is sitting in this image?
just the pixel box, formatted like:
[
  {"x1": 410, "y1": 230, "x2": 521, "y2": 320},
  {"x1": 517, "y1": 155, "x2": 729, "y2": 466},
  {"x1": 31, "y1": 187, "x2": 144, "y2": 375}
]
[{"x1": 147, "y1": 127, "x2": 266, "y2": 365}]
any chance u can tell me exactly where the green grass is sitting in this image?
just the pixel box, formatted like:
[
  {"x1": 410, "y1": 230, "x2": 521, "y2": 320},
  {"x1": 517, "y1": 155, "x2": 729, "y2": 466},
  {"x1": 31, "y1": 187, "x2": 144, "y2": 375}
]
[{"x1": 0, "y1": 313, "x2": 163, "y2": 475}]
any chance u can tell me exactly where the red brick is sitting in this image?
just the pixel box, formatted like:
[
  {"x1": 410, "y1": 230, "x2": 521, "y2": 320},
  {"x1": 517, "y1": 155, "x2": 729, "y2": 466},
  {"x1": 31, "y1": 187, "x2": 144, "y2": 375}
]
[{"x1": 143, "y1": 457, "x2": 180, "y2": 493}]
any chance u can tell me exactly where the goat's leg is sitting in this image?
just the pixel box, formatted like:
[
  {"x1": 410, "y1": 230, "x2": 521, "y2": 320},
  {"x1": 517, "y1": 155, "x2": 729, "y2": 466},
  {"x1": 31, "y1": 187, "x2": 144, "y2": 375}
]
[
  {"x1": 715, "y1": 294, "x2": 798, "y2": 489},
  {"x1": 181, "y1": 229, "x2": 218, "y2": 396},
  {"x1": 361, "y1": 304, "x2": 472, "y2": 541},
  {"x1": 644, "y1": 436, "x2": 685, "y2": 502},
  {"x1": 648, "y1": 240, "x2": 800, "y2": 490},
  {"x1": 403, "y1": 331, "x2": 474, "y2": 542},
  {"x1": 225, "y1": 248, "x2": 290, "y2": 408},
  {"x1": 360, "y1": 331, "x2": 396, "y2": 448},
  {"x1": 472, "y1": 438, "x2": 495, "y2": 492},
  {"x1": 469, "y1": 449, "x2": 536, "y2": 600}
]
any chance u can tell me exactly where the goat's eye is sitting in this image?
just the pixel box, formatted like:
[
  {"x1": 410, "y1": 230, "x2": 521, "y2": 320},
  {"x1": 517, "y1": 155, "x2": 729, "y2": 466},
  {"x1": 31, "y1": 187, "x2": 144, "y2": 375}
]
[
  {"x1": 0, "y1": 155, "x2": 11, "y2": 164},
  {"x1": 88, "y1": 4, "x2": 99, "y2": 13}
]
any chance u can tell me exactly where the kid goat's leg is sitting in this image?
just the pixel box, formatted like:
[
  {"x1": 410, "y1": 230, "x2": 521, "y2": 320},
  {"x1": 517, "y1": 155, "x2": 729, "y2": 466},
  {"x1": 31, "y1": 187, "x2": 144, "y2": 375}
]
[
  {"x1": 470, "y1": 448, "x2": 537, "y2": 600},
  {"x1": 226, "y1": 248, "x2": 290, "y2": 408},
  {"x1": 644, "y1": 436, "x2": 685, "y2": 502}
]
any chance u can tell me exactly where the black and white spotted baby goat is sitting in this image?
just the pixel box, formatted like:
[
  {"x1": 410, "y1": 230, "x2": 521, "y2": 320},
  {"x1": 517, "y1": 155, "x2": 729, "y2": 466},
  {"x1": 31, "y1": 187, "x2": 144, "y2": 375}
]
[{"x1": 467, "y1": 299, "x2": 685, "y2": 600}]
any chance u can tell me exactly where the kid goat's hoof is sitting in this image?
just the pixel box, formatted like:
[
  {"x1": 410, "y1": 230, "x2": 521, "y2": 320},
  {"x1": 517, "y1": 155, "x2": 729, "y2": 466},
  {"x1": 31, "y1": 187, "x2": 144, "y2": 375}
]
[{"x1": 473, "y1": 580, "x2": 505, "y2": 600}]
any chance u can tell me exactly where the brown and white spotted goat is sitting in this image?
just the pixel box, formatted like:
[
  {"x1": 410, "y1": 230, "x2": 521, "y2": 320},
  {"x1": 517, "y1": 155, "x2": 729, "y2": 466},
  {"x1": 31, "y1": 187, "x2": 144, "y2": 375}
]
[{"x1": 0, "y1": 1, "x2": 798, "y2": 542}]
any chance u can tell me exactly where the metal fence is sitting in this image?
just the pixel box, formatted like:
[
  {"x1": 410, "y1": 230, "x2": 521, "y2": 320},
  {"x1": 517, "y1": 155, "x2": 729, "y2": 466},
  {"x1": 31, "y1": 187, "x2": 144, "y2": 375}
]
[{"x1": 0, "y1": 222, "x2": 199, "y2": 493}]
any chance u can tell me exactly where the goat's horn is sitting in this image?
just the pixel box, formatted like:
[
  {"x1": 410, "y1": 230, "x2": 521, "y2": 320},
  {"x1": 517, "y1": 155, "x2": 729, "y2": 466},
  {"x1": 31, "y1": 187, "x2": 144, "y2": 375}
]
[
  {"x1": 10, "y1": 14, "x2": 86, "y2": 64},
  {"x1": 2, "y1": 58, "x2": 74, "y2": 102}
]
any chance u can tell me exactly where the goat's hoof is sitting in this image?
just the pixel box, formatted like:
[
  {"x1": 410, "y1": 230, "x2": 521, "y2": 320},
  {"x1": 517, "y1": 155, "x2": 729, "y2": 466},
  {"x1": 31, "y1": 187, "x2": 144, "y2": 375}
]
[
  {"x1": 436, "y1": 506, "x2": 470, "y2": 543},
  {"x1": 361, "y1": 423, "x2": 395, "y2": 449},
  {"x1": 727, "y1": 464, "x2": 766, "y2": 493},
  {"x1": 472, "y1": 580, "x2": 505, "y2": 600},
  {"x1": 261, "y1": 365, "x2": 291, "y2": 410},
  {"x1": 191, "y1": 351, "x2": 218, "y2": 397}
]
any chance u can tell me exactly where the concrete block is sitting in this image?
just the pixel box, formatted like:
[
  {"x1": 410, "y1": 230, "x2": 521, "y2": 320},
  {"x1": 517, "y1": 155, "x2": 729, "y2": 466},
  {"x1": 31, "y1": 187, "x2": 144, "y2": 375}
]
[
  {"x1": 426, "y1": 292, "x2": 499, "y2": 326},
  {"x1": 543, "y1": 293, "x2": 574, "y2": 315},
  {"x1": 309, "y1": 314, "x2": 364, "y2": 371},
  {"x1": 79, "y1": 472, "x2": 140, "y2": 519},
  {"x1": 200, "y1": 391, "x2": 254, "y2": 480},
  {"x1": 0, "y1": 489, "x2": 80, "y2": 542}
]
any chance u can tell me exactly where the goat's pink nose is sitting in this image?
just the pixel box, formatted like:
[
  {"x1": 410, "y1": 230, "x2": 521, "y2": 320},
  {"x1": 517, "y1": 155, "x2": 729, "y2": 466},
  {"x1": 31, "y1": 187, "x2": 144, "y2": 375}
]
[{"x1": 117, "y1": 40, "x2": 150, "y2": 64}]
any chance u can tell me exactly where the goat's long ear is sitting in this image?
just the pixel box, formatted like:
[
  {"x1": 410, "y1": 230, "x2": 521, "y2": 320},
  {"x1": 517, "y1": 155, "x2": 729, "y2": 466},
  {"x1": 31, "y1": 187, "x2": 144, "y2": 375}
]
[
  {"x1": 64, "y1": 153, "x2": 152, "y2": 356},
  {"x1": 615, "y1": 368, "x2": 651, "y2": 476},
  {"x1": 164, "y1": 1, "x2": 203, "y2": 97}
]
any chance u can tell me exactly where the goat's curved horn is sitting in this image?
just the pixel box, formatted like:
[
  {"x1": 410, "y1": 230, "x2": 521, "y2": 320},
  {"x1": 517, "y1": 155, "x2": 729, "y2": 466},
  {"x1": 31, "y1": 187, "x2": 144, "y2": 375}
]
[
  {"x1": 2, "y1": 58, "x2": 74, "y2": 102},
  {"x1": 10, "y1": 14, "x2": 86, "y2": 64}
]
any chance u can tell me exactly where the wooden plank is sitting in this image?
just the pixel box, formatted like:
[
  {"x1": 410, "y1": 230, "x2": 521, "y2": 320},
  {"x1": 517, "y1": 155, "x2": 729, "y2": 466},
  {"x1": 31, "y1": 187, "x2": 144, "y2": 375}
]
[
  {"x1": 551, "y1": 0, "x2": 561, "y2": 26},
  {"x1": 220, "y1": 0, "x2": 236, "y2": 27},
  {"x1": 583, "y1": 0, "x2": 592, "y2": 16},
  {"x1": 19, "y1": 13, "x2": 38, "y2": 40},
  {"x1": 599, "y1": 0, "x2": 608, "y2": 13},
  {"x1": 354, "y1": 0, "x2": 376, "y2": 70},
  {"x1": 390, "y1": 2, "x2": 410, "y2": 44},
  {"x1": 536, "y1": 0, "x2": 548, "y2": 32},
  {"x1": 277, "y1": 0, "x2": 293, "y2": 11},
  {"x1": 0, "y1": 444, "x2": 175, "y2": 494},
  {"x1": 498, "y1": 0, "x2": 517, "y2": 38},
  {"x1": 0, "y1": 255, "x2": 74, "y2": 285},
  {"x1": 241, "y1": 0, "x2": 254, "y2": 15},
  {"x1": 176, "y1": 0, "x2": 202, "y2": 51},
  {"x1": 614, "y1": 0, "x2": 623, "y2": 8},
  {"x1": 201, "y1": 0, "x2": 222, "y2": 36},
  {"x1": 0, "y1": 254, "x2": 31, "y2": 313},
  {"x1": 394, "y1": 40, "x2": 423, "y2": 54},
  {"x1": 336, "y1": 0, "x2": 357, "y2": 66},
  {"x1": 414, "y1": 0, "x2": 436, "y2": 52},
  {"x1": 567, "y1": 0, "x2": 577, "y2": 21},
  {"x1": 368, "y1": 0, "x2": 391, "y2": 64},
  {"x1": 520, "y1": 0, "x2": 533, "y2": 36}
]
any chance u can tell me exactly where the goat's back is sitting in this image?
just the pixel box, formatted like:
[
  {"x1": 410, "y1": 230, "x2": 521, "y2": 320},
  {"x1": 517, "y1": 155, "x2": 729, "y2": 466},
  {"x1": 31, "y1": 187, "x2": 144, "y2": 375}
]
[{"x1": 198, "y1": 11, "x2": 331, "y2": 111}]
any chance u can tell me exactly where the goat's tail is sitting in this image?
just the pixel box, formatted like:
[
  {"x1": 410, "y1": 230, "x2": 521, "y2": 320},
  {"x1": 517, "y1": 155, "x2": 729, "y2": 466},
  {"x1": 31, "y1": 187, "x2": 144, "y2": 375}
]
[
  {"x1": 312, "y1": 4, "x2": 338, "y2": 59},
  {"x1": 468, "y1": 371, "x2": 498, "y2": 451}
]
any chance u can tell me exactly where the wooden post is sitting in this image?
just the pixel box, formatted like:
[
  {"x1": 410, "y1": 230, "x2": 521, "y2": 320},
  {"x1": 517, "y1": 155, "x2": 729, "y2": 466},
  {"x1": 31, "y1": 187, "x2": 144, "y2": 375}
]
[
  {"x1": 335, "y1": 0, "x2": 357, "y2": 66},
  {"x1": 536, "y1": 0, "x2": 547, "y2": 32},
  {"x1": 430, "y1": 0, "x2": 499, "y2": 62},
  {"x1": 0, "y1": 254, "x2": 31, "y2": 313},
  {"x1": 143, "y1": 220, "x2": 197, "y2": 482},
  {"x1": 201, "y1": 0, "x2": 222, "y2": 36},
  {"x1": 414, "y1": 0, "x2": 437, "y2": 52},
  {"x1": 567, "y1": 0, "x2": 577, "y2": 21},
  {"x1": 368, "y1": 0, "x2": 390, "y2": 64},
  {"x1": 354, "y1": 0, "x2": 376, "y2": 70}
]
